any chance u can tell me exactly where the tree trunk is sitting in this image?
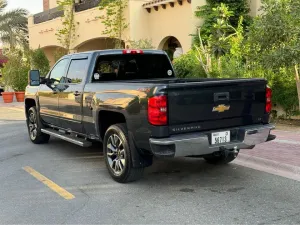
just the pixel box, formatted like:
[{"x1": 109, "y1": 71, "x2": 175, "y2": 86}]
[
  {"x1": 218, "y1": 57, "x2": 221, "y2": 72},
  {"x1": 294, "y1": 64, "x2": 300, "y2": 111},
  {"x1": 67, "y1": 3, "x2": 75, "y2": 53}
]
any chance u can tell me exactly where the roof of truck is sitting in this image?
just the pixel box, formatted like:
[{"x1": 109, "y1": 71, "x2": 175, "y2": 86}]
[{"x1": 66, "y1": 49, "x2": 167, "y2": 57}]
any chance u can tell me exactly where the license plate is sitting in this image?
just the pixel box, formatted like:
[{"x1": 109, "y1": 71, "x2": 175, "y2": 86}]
[{"x1": 211, "y1": 131, "x2": 230, "y2": 145}]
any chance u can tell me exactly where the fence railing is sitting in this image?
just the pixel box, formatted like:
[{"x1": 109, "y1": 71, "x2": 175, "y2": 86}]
[
  {"x1": 33, "y1": 0, "x2": 102, "y2": 24},
  {"x1": 75, "y1": 0, "x2": 101, "y2": 13},
  {"x1": 33, "y1": 6, "x2": 64, "y2": 24}
]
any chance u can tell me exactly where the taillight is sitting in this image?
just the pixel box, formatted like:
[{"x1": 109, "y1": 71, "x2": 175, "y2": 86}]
[
  {"x1": 266, "y1": 86, "x2": 272, "y2": 113},
  {"x1": 148, "y1": 95, "x2": 167, "y2": 126},
  {"x1": 122, "y1": 49, "x2": 144, "y2": 54}
]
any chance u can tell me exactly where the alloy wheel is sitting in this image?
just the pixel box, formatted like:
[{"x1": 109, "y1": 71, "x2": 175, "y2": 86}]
[
  {"x1": 28, "y1": 112, "x2": 38, "y2": 140},
  {"x1": 106, "y1": 134, "x2": 126, "y2": 176}
]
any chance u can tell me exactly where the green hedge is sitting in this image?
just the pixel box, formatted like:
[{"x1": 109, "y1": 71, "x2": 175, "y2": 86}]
[{"x1": 173, "y1": 50, "x2": 206, "y2": 78}]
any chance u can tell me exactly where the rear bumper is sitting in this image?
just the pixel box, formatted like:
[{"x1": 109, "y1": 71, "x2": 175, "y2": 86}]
[{"x1": 149, "y1": 124, "x2": 275, "y2": 158}]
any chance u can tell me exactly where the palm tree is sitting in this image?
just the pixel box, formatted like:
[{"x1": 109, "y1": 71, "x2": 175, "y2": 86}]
[{"x1": 0, "y1": 0, "x2": 28, "y2": 50}]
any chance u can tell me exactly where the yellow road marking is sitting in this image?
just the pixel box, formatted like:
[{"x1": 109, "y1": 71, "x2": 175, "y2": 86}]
[{"x1": 23, "y1": 166, "x2": 75, "y2": 200}]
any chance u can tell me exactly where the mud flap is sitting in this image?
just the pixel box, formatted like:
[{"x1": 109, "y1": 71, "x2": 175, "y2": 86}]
[{"x1": 128, "y1": 131, "x2": 153, "y2": 168}]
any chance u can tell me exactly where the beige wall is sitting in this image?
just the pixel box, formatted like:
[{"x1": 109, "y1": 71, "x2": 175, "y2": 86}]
[
  {"x1": 128, "y1": 0, "x2": 203, "y2": 53},
  {"x1": 128, "y1": 0, "x2": 150, "y2": 42},
  {"x1": 146, "y1": 0, "x2": 193, "y2": 53},
  {"x1": 49, "y1": 0, "x2": 58, "y2": 9},
  {"x1": 29, "y1": 0, "x2": 262, "y2": 64},
  {"x1": 29, "y1": 6, "x2": 129, "y2": 51},
  {"x1": 28, "y1": 15, "x2": 63, "y2": 49},
  {"x1": 76, "y1": 38, "x2": 117, "y2": 52},
  {"x1": 42, "y1": 46, "x2": 65, "y2": 68},
  {"x1": 72, "y1": 8, "x2": 109, "y2": 49}
]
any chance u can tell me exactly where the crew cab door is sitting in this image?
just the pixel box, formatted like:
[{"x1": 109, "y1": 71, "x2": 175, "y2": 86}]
[
  {"x1": 57, "y1": 57, "x2": 89, "y2": 133},
  {"x1": 39, "y1": 58, "x2": 69, "y2": 126}
]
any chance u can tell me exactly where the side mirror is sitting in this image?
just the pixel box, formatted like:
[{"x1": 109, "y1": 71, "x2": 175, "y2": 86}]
[{"x1": 28, "y1": 70, "x2": 41, "y2": 86}]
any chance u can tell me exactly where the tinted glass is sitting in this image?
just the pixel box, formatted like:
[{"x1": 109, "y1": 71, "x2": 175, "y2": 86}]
[
  {"x1": 30, "y1": 70, "x2": 40, "y2": 81},
  {"x1": 29, "y1": 70, "x2": 40, "y2": 86},
  {"x1": 92, "y1": 54, "x2": 174, "y2": 82},
  {"x1": 50, "y1": 59, "x2": 69, "y2": 82},
  {"x1": 66, "y1": 59, "x2": 88, "y2": 84}
]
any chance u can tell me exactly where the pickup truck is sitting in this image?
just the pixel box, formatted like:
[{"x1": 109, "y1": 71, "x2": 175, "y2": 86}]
[{"x1": 25, "y1": 49, "x2": 276, "y2": 183}]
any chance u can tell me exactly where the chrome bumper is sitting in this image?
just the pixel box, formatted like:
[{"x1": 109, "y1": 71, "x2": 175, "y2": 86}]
[{"x1": 149, "y1": 124, "x2": 275, "y2": 157}]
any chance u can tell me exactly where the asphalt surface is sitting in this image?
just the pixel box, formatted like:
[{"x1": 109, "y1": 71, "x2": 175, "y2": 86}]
[{"x1": 1, "y1": 119, "x2": 300, "y2": 224}]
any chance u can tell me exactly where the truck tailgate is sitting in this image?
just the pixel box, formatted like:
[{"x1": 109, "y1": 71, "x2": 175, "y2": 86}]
[{"x1": 167, "y1": 79, "x2": 267, "y2": 132}]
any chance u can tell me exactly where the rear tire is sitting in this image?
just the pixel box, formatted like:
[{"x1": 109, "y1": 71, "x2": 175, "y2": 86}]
[
  {"x1": 103, "y1": 123, "x2": 144, "y2": 183},
  {"x1": 204, "y1": 150, "x2": 239, "y2": 164},
  {"x1": 26, "y1": 106, "x2": 50, "y2": 144}
]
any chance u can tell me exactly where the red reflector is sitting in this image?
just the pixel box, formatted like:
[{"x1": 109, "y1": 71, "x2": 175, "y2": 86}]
[
  {"x1": 148, "y1": 95, "x2": 167, "y2": 126},
  {"x1": 122, "y1": 49, "x2": 144, "y2": 54},
  {"x1": 266, "y1": 86, "x2": 272, "y2": 113}
]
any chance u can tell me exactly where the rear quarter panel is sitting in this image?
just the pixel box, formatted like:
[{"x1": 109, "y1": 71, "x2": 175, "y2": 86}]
[{"x1": 82, "y1": 82, "x2": 162, "y2": 149}]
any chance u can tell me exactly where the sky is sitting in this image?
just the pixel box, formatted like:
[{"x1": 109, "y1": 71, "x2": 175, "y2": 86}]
[{"x1": 6, "y1": 0, "x2": 43, "y2": 14}]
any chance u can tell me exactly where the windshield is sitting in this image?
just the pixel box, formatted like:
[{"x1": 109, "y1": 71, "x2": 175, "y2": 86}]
[{"x1": 92, "y1": 54, "x2": 174, "y2": 82}]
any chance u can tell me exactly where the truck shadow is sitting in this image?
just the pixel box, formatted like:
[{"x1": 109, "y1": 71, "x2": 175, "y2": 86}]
[{"x1": 46, "y1": 137, "x2": 250, "y2": 191}]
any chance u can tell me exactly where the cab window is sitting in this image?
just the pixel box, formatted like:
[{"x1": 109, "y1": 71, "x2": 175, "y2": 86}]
[
  {"x1": 65, "y1": 59, "x2": 88, "y2": 84},
  {"x1": 49, "y1": 59, "x2": 69, "y2": 82}
]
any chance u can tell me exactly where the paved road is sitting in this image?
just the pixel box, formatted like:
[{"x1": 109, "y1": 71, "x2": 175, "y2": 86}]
[{"x1": 1, "y1": 118, "x2": 300, "y2": 224}]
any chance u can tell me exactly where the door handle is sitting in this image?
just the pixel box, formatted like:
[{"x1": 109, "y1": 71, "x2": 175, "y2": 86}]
[
  {"x1": 214, "y1": 92, "x2": 230, "y2": 102},
  {"x1": 73, "y1": 91, "x2": 81, "y2": 96}
]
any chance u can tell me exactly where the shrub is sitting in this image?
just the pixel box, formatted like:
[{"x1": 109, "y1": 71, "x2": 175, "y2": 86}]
[
  {"x1": 194, "y1": 0, "x2": 251, "y2": 44},
  {"x1": 173, "y1": 50, "x2": 206, "y2": 78},
  {"x1": 2, "y1": 51, "x2": 30, "y2": 91},
  {"x1": 30, "y1": 48, "x2": 50, "y2": 76},
  {"x1": 128, "y1": 39, "x2": 154, "y2": 49},
  {"x1": 271, "y1": 69, "x2": 299, "y2": 117}
]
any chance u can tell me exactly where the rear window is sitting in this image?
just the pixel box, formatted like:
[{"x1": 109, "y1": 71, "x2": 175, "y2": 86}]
[{"x1": 92, "y1": 54, "x2": 174, "y2": 82}]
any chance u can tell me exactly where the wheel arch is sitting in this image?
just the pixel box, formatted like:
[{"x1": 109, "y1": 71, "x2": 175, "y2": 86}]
[
  {"x1": 25, "y1": 98, "x2": 36, "y2": 118},
  {"x1": 97, "y1": 109, "x2": 152, "y2": 169},
  {"x1": 97, "y1": 110, "x2": 127, "y2": 140}
]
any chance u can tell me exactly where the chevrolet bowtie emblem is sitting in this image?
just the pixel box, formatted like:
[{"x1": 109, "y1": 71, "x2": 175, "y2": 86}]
[{"x1": 213, "y1": 104, "x2": 230, "y2": 113}]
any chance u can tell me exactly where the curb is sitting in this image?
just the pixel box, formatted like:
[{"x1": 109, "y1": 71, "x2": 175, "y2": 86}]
[
  {"x1": 0, "y1": 105, "x2": 24, "y2": 109},
  {"x1": 234, "y1": 153, "x2": 300, "y2": 182},
  {"x1": 0, "y1": 107, "x2": 24, "y2": 113},
  {"x1": 5, "y1": 107, "x2": 25, "y2": 112}
]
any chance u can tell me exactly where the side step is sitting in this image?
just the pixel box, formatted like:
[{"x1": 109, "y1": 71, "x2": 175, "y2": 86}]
[{"x1": 41, "y1": 128, "x2": 92, "y2": 147}]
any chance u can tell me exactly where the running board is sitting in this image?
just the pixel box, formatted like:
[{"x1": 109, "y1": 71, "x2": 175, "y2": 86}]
[{"x1": 41, "y1": 128, "x2": 92, "y2": 147}]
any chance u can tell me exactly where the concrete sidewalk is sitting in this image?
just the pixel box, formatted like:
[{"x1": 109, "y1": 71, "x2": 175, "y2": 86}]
[
  {"x1": 0, "y1": 96, "x2": 25, "y2": 122},
  {"x1": 235, "y1": 128, "x2": 300, "y2": 181},
  {"x1": 0, "y1": 96, "x2": 24, "y2": 109}
]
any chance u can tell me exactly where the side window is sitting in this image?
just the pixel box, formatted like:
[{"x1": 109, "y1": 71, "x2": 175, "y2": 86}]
[
  {"x1": 50, "y1": 59, "x2": 69, "y2": 82},
  {"x1": 65, "y1": 59, "x2": 88, "y2": 84}
]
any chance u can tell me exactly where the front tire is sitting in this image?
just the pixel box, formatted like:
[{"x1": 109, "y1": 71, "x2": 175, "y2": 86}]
[
  {"x1": 26, "y1": 106, "x2": 50, "y2": 144},
  {"x1": 103, "y1": 123, "x2": 144, "y2": 183},
  {"x1": 203, "y1": 150, "x2": 239, "y2": 164}
]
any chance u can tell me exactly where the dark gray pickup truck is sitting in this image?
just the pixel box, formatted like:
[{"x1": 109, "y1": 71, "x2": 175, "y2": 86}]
[{"x1": 25, "y1": 49, "x2": 276, "y2": 183}]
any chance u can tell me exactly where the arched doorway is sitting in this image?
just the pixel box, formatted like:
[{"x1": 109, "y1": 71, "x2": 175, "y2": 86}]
[
  {"x1": 158, "y1": 36, "x2": 182, "y2": 61},
  {"x1": 75, "y1": 38, "x2": 125, "y2": 52},
  {"x1": 41, "y1": 46, "x2": 67, "y2": 67}
]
